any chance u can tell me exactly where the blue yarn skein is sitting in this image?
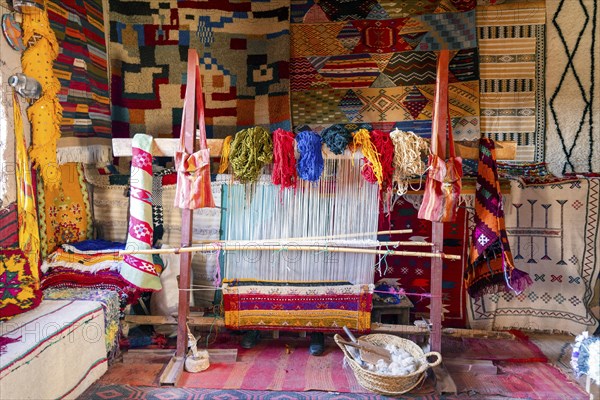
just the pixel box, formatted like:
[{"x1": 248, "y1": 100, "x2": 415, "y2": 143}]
[
  {"x1": 321, "y1": 124, "x2": 352, "y2": 155},
  {"x1": 296, "y1": 130, "x2": 324, "y2": 182}
]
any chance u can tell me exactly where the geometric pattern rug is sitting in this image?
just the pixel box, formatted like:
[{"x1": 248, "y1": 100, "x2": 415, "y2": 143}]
[
  {"x1": 289, "y1": 0, "x2": 480, "y2": 139},
  {"x1": 108, "y1": 0, "x2": 291, "y2": 139},
  {"x1": 79, "y1": 386, "x2": 439, "y2": 400},
  {"x1": 545, "y1": 0, "x2": 600, "y2": 175},
  {"x1": 377, "y1": 197, "x2": 469, "y2": 328},
  {"x1": 476, "y1": 1, "x2": 546, "y2": 162},
  {"x1": 467, "y1": 178, "x2": 600, "y2": 335}
]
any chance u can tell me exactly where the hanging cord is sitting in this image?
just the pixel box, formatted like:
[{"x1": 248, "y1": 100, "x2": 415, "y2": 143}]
[
  {"x1": 296, "y1": 130, "x2": 324, "y2": 182},
  {"x1": 217, "y1": 135, "x2": 233, "y2": 174},
  {"x1": 352, "y1": 128, "x2": 383, "y2": 187},
  {"x1": 272, "y1": 128, "x2": 297, "y2": 190},
  {"x1": 390, "y1": 128, "x2": 429, "y2": 196},
  {"x1": 229, "y1": 126, "x2": 273, "y2": 183},
  {"x1": 321, "y1": 124, "x2": 352, "y2": 155}
]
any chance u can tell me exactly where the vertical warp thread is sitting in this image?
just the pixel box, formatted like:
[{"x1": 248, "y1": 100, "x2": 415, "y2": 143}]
[
  {"x1": 272, "y1": 128, "x2": 297, "y2": 190},
  {"x1": 296, "y1": 130, "x2": 324, "y2": 182}
]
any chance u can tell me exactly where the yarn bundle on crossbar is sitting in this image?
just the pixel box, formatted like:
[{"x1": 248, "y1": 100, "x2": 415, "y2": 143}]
[{"x1": 390, "y1": 129, "x2": 429, "y2": 196}]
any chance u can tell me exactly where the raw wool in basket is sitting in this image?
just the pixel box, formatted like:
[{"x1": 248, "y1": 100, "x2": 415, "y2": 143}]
[
  {"x1": 390, "y1": 129, "x2": 429, "y2": 196},
  {"x1": 366, "y1": 344, "x2": 420, "y2": 376}
]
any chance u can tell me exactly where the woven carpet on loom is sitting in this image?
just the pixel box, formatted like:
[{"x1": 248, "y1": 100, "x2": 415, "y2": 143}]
[
  {"x1": 545, "y1": 0, "x2": 600, "y2": 175},
  {"x1": 476, "y1": 1, "x2": 546, "y2": 162},
  {"x1": 377, "y1": 197, "x2": 469, "y2": 328},
  {"x1": 108, "y1": 0, "x2": 291, "y2": 139},
  {"x1": 467, "y1": 178, "x2": 600, "y2": 335},
  {"x1": 222, "y1": 281, "x2": 373, "y2": 333},
  {"x1": 289, "y1": 0, "x2": 480, "y2": 139},
  {"x1": 47, "y1": 0, "x2": 113, "y2": 164}
]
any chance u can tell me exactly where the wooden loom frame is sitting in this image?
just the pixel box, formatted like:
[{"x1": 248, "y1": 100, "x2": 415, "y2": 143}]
[{"x1": 112, "y1": 49, "x2": 514, "y2": 387}]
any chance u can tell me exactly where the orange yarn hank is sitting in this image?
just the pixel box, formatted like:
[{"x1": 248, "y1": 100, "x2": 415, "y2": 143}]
[{"x1": 352, "y1": 128, "x2": 383, "y2": 188}]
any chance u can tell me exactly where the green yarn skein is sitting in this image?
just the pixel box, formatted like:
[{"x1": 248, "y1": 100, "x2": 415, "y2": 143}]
[{"x1": 229, "y1": 126, "x2": 274, "y2": 183}]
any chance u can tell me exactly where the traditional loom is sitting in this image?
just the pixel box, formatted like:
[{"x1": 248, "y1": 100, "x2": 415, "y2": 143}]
[{"x1": 112, "y1": 49, "x2": 518, "y2": 386}]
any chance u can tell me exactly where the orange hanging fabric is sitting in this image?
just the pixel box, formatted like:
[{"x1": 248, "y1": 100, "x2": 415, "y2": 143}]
[
  {"x1": 174, "y1": 49, "x2": 215, "y2": 209},
  {"x1": 418, "y1": 50, "x2": 463, "y2": 223}
]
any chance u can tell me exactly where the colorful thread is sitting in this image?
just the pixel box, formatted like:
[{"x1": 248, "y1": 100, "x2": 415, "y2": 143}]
[
  {"x1": 229, "y1": 127, "x2": 273, "y2": 183},
  {"x1": 296, "y1": 130, "x2": 324, "y2": 182},
  {"x1": 272, "y1": 128, "x2": 297, "y2": 190},
  {"x1": 321, "y1": 125, "x2": 352, "y2": 155}
]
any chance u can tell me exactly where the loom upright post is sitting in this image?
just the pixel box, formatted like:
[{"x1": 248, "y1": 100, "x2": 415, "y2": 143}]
[{"x1": 430, "y1": 49, "x2": 450, "y2": 354}]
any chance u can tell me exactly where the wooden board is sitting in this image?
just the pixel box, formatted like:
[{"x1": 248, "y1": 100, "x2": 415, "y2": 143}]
[
  {"x1": 159, "y1": 355, "x2": 185, "y2": 386},
  {"x1": 112, "y1": 138, "x2": 517, "y2": 160}
]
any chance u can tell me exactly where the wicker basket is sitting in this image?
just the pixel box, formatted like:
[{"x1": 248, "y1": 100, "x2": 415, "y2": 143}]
[{"x1": 334, "y1": 333, "x2": 442, "y2": 396}]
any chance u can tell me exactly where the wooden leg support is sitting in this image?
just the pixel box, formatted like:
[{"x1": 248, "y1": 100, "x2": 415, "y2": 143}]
[{"x1": 159, "y1": 355, "x2": 185, "y2": 386}]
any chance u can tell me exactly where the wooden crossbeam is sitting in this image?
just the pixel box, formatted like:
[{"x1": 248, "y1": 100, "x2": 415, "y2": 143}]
[{"x1": 112, "y1": 138, "x2": 518, "y2": 160}]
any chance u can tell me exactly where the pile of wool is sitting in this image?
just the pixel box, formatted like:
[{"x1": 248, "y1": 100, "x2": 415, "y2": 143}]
[{"x1": 365, "y1": 344, "x2": 420, "y2": 376}]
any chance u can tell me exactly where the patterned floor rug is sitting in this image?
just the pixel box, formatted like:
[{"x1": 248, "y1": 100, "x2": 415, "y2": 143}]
[{"x1": 79, "y1": 386, "x2": 442, "y2": 400}]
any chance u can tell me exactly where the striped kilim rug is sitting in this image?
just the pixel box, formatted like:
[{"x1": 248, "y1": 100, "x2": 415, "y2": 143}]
[
  {"x1": 47, "y1": 0, "x2": 113, "y2": 164},
  {"x1": 476, "y1": 1, "x2": 546, "y2": 162}
]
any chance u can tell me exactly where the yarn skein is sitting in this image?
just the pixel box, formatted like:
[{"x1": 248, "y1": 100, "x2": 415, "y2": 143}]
[
  {"x1": 321, "y1": 124, "x2": 352, "y2": 155},
  {"x1": 272, "y1": 128, "x2": 297, "y2": 190},
  {"x1": 217, "y1": 135, "x2": 233, "y2": 174},
  {"x1": 390, "y1": 129, "x2": 429, "y2": 196},
  {"x1": 352, "y1": 128, "x2": 383, "y2": 187},
  {"x1": 368, "y1": 130, "x2": 394, "y2": 192},
  {"x1": 296, "y1": 130, "x2": 324, "y2": 182},
  {"x1": 229, "y1": 126, "x2": 273, "y2": 183}
]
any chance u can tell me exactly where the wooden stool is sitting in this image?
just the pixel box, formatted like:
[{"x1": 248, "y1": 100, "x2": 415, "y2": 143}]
[{"x1": 371, "y1": 296, "x2": 414, "y2": 325}]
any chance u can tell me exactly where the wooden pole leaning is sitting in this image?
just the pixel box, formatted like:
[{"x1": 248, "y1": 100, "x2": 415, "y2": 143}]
[{"x1": 118, "y1": 243, "x2": 462, "y2": 261}]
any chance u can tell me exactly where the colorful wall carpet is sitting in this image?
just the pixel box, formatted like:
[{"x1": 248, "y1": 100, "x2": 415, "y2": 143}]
[
  {"x1": 108, "y1": 0, "x2": 291, "y2": 139},
  {"x1": 223, "y1": 281, "x2": 373, "y2": 333},
  {"x1": 289, "y1": 0, "x2": 480, "y2": 139},
  {"x1": 36, "y1": 163, "x2": 93, "y2": 258},
  {"x1": 476, "y1": 1, "x2": 546, "y2": 162},
  {"x1": 377, "y1": 197, "x2": 469, "y2": 328},
  {"x1": 467, "y1": 178, "x2": 600, "y2": 335},
  {"x1": 47, "y1": 0, "x2": 113, "y2": 164},
  {"x1": 545, "y1": 0, "x2": 600, "y2": 175}
]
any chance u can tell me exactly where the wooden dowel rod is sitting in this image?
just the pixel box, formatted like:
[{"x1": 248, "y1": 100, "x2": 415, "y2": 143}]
[
  {"x1": 119, "y1": 244, "x2": 461, "y2": 261},
  {"x1": 191, "y1": 239, "x2": 433, "y2": 247}
]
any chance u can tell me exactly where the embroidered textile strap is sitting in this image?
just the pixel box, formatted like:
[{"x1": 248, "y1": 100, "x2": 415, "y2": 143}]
[
  {"x1": 121, "y1": 134, "x2": 161, "y2": 290},
  {"x1": 418, "y1": 50, "x2": 463, "y2": 222},
  {"x1": 13, "y1": 94, "x2": 40, "y2": 280},
  {"x1": 174, "y1": 49, "x2": 215, "y2": 209}
]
